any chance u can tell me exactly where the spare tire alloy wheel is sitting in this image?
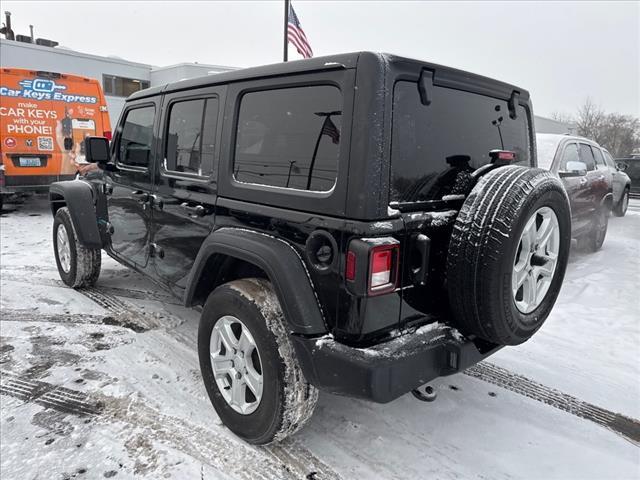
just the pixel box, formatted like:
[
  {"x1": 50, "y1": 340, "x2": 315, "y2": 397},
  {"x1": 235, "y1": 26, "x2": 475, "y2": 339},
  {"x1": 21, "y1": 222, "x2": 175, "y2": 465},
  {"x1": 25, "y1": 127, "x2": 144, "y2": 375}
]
[
  {"x1": 512, "y1": 207, "x2": 560, "y2": 314},
  {"x1": 210, "y1": 315, "x2": 263, "y2": 415},
  {"x1": 447, "y1": 166, "x2": 571, "y2": 346}
]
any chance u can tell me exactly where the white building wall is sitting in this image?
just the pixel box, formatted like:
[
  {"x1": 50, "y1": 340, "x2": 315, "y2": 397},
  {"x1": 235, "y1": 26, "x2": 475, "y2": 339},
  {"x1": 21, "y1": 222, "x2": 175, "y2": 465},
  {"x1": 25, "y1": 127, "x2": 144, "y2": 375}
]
[
  {"x1": 1, "y1": 39, "x2": 152, "y2": 125},
  {"x1": 534, "y1": 115, "x2": 577, "y2": 135},
  {"x1": 1, "y1": 39, "x2": 235, "y2": 126}
]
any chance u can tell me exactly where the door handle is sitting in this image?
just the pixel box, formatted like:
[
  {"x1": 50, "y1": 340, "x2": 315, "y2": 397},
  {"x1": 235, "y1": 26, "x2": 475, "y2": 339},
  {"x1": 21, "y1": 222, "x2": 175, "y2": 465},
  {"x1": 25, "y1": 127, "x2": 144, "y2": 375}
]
[
  {"x1": 131, "y1": 191, "x2": 149, "y2": 203},
  {"x1": 180, "y1": 202, "x2": 205, "y2": 217},
  {"x1": 579, "y1": 178, "x2": 588, "y2": 185}
]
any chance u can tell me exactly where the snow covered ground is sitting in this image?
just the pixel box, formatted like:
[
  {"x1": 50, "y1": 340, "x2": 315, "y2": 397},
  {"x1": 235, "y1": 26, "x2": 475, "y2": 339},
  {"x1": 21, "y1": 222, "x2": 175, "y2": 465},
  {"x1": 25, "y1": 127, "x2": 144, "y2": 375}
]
[{"x1": 1, "y1": 196, "x2": 639, "y2": 480}]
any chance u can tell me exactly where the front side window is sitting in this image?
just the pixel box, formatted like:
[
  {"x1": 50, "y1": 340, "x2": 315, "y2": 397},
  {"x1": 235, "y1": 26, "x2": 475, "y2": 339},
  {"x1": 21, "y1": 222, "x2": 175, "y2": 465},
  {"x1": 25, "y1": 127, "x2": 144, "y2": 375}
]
[
  {"x1": 579, "y1": 144, "x2": 596, "y2": 171},
  {"x1": 234, "y1": 85, "x2": 342, "y2": 191},
  {"x1": 560, "y1": 143, "x2": 580, "y2": 170},
  {"x1": 118, "y1": 106, "x2": 155, "y2": 168},
  {"x1": 165, "y1": 97, "x2": 218, "y2": 177}
]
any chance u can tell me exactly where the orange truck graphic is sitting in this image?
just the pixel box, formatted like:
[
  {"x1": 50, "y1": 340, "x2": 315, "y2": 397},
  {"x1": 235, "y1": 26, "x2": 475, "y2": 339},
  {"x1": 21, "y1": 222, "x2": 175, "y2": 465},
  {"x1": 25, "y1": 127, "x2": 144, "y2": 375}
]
[{"x1": 0, "y1": 68, "x2": 111, "y2": 197}]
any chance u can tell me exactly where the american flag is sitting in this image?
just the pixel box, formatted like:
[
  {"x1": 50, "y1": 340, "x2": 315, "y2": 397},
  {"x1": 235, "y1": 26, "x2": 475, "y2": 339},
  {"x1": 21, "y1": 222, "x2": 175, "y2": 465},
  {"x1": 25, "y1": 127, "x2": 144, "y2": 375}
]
[
  {"x1": 321, "y1": 116, "x2": 340, "y2": 144},
  {"x1": 287, "y1": 3, "x2": 313, "y2": 59}
]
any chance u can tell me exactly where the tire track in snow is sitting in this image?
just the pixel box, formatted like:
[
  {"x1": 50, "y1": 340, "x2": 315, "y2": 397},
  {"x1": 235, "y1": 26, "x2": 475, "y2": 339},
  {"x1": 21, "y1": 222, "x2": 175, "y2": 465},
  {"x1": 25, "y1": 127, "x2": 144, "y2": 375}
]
[
  {"x1": 466, "y1": 362, "x2": 640, "y2": 445},
  {"x1": 0, "y1": 268, "x2": 181, "y2": 305},
  {"x1": 0, "y1": 371, "x2": 103, "y2": 416},
  {"x1": 0, "y1": 370, "x2": 341, "y2": 480}
]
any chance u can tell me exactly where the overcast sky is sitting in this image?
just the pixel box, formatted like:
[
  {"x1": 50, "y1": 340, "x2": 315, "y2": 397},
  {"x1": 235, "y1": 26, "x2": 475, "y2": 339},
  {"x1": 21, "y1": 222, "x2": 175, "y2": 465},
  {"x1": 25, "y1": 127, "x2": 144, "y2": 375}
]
[{"x1": 2, "y1": 1, "x2": 638, "y2": 117}]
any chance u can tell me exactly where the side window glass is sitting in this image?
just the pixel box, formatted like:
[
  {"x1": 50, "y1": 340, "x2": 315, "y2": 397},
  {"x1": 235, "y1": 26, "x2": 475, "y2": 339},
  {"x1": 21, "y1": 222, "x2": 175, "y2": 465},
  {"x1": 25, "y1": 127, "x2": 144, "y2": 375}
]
[
  {"x1": 578, "y1": 143, "x2": 596, "y2": 171},
  {"x1": 118, "y1": 106, "x2": 155, "y2": 168},
  {"x1": 560, "y1": 143, "x2": 580, "y2": 170},
  {"x1": 234, "y1": 85, "x2": 342, "y2": 191},
  {"x1": 592, "y1": 147, "x2": 606, "y2": 168},
  {"x1": 165, "y1": 98, "x2": 219, "y2": 177},
  {"x1": 603, "y1": 151, "x2": 616, "y2": 169}
]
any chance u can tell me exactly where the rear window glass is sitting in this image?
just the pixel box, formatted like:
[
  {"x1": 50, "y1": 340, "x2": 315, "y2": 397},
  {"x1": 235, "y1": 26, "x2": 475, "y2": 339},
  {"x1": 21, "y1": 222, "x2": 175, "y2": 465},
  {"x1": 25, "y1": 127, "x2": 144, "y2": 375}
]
[
  {"x1": 391, "y1": 81, "x2": 531, "y2": 203},
  {"x1": 234, "y1": 85, "x2": 342, "y2": 192}
]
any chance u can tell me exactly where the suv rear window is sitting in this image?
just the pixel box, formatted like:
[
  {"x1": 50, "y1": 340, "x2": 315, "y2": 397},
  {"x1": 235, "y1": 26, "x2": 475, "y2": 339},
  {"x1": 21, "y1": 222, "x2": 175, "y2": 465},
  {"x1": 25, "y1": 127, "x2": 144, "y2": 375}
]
[
  {"x1": 391, "y1": 81, "x2": 531, "y2": 203},
  {"x1": 234, "y1": 85, "x2": 342, "y2": 192}
]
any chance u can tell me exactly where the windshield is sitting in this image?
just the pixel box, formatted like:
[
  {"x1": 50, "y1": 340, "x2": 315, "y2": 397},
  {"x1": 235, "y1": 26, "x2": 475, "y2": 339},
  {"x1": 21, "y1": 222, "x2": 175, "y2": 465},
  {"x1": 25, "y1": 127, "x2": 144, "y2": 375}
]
[
  {"x1": 536, "y1": 134, "x2": 563, "y2": 170},
  {"x1": 390, "y1": 81, "x2": 531, "y2": 203}
]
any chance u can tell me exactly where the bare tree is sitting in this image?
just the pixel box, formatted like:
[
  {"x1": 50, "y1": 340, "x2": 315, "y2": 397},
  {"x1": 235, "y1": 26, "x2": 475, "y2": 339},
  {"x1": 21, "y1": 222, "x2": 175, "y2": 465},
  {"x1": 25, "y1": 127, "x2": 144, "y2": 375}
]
[{"x1": 575, "y1": 98, "x2": 606, "y2": 144}]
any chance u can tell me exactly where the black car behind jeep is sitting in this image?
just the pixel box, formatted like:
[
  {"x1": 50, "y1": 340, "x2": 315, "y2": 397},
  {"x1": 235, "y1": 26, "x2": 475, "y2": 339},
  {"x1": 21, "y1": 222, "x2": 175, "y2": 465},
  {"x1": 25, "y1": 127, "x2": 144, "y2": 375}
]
[{"x1": 49, "y1": 52, "x2": 571, "y2": 444}]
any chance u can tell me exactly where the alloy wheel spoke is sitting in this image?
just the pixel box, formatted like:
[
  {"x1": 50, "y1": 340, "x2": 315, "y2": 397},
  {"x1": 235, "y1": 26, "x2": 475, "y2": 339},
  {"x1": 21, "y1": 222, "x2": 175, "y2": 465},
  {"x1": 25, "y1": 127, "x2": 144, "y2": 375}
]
[
  {"x1": 244, "y1": 368, "x2": 263, "y2": 398},
  {"x1": 230, "y1": 377, "x2": 246, "y2": 407},
  {"x1": 218, "y1": 322, "x2": 239, "y2": 351}
]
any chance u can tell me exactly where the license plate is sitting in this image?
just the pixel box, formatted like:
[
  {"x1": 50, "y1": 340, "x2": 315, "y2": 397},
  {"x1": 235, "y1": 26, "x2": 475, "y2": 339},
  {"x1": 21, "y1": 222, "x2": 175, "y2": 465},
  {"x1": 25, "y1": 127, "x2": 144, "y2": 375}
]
[{"x1": 19, "y1": 157, "x2": 41, "y2": 167}]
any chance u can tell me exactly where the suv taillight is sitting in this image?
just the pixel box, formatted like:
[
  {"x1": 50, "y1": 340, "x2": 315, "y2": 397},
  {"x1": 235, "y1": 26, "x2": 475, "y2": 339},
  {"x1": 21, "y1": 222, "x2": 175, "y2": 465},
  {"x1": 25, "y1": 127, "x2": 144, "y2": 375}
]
[
  {"x1": 346, "y1": 238, "x2": 400, "y2": 296},
  {"x1": 103, "y1": 131, "x2": 112, "y2": 141}
]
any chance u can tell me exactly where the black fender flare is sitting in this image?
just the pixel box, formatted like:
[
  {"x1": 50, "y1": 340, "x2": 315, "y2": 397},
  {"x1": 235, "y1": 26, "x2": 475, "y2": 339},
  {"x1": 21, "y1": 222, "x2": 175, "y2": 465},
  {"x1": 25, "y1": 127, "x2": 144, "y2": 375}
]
[
  {"x1": 184, "y1": 227, "x2": 327, "y2": 335},
  {"x1": 49, "y1": 180, "x2": 102, "y2": 249}
]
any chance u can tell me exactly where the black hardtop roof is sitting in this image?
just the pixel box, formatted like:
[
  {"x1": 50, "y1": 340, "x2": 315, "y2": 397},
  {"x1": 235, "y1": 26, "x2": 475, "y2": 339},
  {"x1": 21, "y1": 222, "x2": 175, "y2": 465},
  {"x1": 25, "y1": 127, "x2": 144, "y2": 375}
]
[{"x1": 128, "y1": 51, "x2": 529, "y2": 102}]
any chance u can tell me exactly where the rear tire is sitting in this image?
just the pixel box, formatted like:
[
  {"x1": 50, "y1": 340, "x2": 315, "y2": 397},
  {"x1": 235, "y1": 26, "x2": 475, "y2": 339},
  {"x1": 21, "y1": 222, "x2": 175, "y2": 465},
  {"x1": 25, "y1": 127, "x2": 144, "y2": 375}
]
[
  {"x1": 198, "y1": 278, "x2": 318, "y2": 445},
  {"x1": 53, "y1": 207, "x2": 101, "y2": 288},
  {"x1": 613, "y1": 188, "x2": 629, "y2": 217},
  {"x1": 446, "y1": 166, "x2": 571, "y2": 346}
]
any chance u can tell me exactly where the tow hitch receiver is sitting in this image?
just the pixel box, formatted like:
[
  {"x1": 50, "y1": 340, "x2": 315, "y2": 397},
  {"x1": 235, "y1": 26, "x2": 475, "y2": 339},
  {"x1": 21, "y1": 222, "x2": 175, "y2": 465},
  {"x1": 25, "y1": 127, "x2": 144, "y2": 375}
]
[{"x1": 411, "y1": 384, "x2": 437, "y2": 402}]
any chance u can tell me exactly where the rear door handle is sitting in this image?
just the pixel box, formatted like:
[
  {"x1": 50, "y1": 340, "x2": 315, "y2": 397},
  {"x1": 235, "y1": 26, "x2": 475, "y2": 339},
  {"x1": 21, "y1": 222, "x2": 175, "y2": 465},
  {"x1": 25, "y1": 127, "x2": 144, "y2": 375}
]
[
  {"x1": 180, "y1": 202, "x2": 205, "y2": 217},
  {"x1": 131, "y1": 191, "x2": 149, "y2": 202}
]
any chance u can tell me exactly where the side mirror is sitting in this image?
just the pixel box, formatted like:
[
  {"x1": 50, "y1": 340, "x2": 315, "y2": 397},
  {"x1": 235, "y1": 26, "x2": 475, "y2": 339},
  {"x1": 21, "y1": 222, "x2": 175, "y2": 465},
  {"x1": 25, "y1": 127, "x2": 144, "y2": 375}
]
[
  {"x1": 559, "y1": 161, "x2": 587, "y2": 178},
  {"x1": 616, "y1": 162, "x2": 627, "y2": 172},
  {"x1": 85, "y1": 136, "x2": 110, "y2": 163}
]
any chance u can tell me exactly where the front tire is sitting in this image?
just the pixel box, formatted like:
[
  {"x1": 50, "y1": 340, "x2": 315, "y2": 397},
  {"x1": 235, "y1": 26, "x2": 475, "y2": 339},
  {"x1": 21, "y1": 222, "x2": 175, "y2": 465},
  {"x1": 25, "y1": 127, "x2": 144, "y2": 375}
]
[
  {"x1": 198, "y1": 278, "x2": 318, "y2": 445},
  {"x1": 53, "y1": 207, "x2": 101, "y2": 288}
]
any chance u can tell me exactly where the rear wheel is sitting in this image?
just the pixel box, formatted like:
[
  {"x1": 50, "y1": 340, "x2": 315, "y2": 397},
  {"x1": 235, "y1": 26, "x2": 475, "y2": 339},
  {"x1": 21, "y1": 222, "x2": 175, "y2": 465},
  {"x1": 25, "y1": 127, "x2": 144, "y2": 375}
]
[
  {"x1": 53, "y1": 207, "x2": 101, "y2": 288},
  {"x1": 446, "y1": 166, "x2": 571, "y2": 346},
  {"x1": 198, "y1": 278, "x2": 318, "y2": 444},
  {"x1": 613, "y1": 188, "x2": 629, "y2": 217}
]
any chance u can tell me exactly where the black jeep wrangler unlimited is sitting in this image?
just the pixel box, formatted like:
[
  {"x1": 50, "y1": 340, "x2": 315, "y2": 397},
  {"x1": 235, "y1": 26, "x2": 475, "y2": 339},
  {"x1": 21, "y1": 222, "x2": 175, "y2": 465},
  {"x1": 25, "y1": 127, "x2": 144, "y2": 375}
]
[{"x1": 49, "y1": 52, "x2": 571, "y2": 444}]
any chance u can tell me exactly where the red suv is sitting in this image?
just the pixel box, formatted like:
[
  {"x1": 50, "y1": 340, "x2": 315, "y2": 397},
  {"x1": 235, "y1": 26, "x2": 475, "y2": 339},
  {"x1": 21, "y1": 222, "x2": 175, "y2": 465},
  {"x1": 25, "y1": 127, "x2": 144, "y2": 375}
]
[{"x1": 537, "y1": 134, "x2": 613, "y2": 252}]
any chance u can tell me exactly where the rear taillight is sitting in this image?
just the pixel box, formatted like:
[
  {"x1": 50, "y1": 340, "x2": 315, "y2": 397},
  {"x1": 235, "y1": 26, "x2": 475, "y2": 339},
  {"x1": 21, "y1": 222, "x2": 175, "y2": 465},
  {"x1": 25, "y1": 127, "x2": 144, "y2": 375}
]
[
  {"x1": 345, "y1": 238, "x2": 400, "y2": 296},
  {"x1": 369, "y1": 244, "x2": 399, "y2": 294},
  {"x1": 345, "y1": 251, "x2": 357, "y2": 281},
  {"x1": 103, "y1": 131, "x2": 112, "y2": 141}
]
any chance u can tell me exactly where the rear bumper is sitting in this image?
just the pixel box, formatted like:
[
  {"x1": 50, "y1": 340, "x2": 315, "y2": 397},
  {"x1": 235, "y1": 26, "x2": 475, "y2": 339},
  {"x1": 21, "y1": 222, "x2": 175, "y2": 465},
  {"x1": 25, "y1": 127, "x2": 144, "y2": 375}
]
[{"x1": 291, "y1": 323, "x2": 501, "y2": 403}]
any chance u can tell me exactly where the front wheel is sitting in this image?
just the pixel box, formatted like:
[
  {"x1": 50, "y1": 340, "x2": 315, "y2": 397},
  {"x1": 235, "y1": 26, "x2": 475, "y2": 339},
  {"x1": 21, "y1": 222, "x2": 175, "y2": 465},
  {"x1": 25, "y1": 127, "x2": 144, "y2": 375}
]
[
  {"x1": 53, "y1": 207, "x2": 101, "y2": 288},
  {"x1": 198, "y1": 278, "x2": 318, "y2": 444}
]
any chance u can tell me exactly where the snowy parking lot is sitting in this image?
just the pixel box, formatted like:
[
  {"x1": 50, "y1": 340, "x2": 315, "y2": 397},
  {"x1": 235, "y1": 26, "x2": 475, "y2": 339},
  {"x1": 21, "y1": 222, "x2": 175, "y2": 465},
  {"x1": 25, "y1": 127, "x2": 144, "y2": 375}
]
[{"x1": 1, "y1": 196, "x2": 639, "y2": 480}]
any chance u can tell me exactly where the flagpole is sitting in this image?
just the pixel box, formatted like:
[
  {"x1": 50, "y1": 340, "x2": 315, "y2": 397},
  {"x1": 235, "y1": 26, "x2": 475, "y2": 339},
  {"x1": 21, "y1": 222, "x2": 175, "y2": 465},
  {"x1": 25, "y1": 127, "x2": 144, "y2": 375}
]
[{"x1": 283, "y1": 0, "x2": 290, "y2": 62}]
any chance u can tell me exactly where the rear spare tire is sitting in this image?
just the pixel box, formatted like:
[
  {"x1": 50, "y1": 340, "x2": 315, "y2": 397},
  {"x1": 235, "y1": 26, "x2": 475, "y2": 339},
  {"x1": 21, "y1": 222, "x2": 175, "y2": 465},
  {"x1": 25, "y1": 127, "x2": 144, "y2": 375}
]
[{"x1": 446, "y1": 166, "x2": 571, "y2": 346}]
